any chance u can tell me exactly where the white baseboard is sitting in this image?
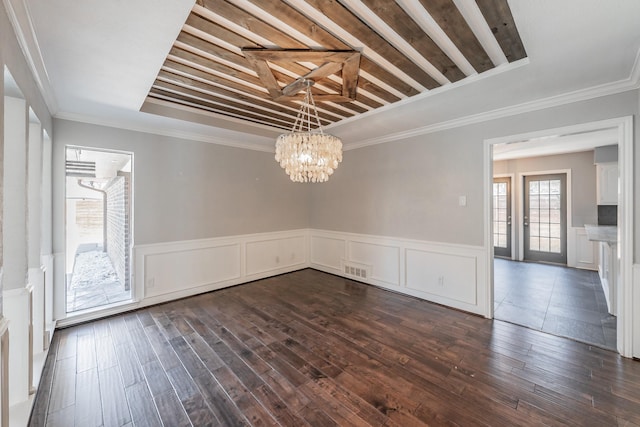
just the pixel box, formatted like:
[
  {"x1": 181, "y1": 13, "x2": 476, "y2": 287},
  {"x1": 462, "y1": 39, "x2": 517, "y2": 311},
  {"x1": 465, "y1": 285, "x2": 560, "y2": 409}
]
[{"x1": 633, "y1": 264, "x2": 640, "y2": 358}]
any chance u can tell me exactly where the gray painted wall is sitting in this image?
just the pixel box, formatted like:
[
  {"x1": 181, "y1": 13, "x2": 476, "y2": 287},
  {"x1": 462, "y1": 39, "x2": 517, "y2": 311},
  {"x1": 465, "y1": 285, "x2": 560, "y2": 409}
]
[
  {"x1": 53, "y1": 119, "x2": 310, "y2": 252},
  {"x1": 310, "y1": 90, "x2": 639, "y2": 259},
  {"x1": 494, "y1": 151, "x2": 597, "y2": 227}
]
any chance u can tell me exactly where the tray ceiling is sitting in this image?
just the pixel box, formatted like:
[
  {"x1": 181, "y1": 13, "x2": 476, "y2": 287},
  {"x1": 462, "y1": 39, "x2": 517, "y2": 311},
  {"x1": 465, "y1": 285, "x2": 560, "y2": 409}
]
[{"x1": 144, "y1": 0, "x2": 527, "y2": 131}]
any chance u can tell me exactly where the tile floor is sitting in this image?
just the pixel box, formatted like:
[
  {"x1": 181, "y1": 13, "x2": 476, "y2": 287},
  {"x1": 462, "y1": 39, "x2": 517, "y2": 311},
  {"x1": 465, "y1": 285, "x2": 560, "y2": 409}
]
[
  {"x1": 494, "y1": 258, "x2": 616, "y2": 350},
  {"x1": 66, "y1": 249, "x2": 131, "y2": 312}
]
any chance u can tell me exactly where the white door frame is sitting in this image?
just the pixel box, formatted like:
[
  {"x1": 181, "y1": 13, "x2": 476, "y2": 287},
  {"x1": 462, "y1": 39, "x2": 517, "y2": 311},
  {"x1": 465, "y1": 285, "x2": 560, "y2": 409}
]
[{"x1": 483, "y1": 116, "x2": 634, "y2": 357}]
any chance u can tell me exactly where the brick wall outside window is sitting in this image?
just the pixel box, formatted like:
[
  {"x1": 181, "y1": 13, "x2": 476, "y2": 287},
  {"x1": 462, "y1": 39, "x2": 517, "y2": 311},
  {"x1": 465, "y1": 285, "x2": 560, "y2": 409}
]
[{"x1": 105, "y1": 172, "x2": 130, "y2": 291}]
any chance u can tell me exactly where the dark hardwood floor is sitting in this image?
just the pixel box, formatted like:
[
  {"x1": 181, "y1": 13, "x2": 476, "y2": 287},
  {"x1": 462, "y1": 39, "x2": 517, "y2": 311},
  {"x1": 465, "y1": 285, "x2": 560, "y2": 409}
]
[{"x1": 30, "y1": 269, "x2": 640, "y2": 426}]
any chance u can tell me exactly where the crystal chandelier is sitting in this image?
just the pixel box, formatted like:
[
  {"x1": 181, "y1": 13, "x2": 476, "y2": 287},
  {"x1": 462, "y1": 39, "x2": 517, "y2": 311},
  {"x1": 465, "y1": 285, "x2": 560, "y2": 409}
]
[{"x1": 275, "y1": 80, "x2": 342, "y2": 183}]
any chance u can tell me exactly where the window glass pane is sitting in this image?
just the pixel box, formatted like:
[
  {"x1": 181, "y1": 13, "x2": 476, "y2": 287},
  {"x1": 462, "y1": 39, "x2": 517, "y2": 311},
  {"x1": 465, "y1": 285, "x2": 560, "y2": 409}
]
[
  {"x1": 540, "y1": 223, "x2": 550, "y2": 237},
  {"x1": 550, "y1": 223, "x2": 561, "y2": 238},
  {"x1": 550, "y1": 180, "x2": 561, "y2": 194},
  {"x1": 530, "y1": 209, "x2": 540, "y2": 222},
  {"x1": 497, "y1": 222, "x2": 506, "y2": 234},
  {"x1": 550, "y1": 194, "x2": 560, "y2": 209},
  {"x1": 498, "y1": 195, "x2": 507, "y2": 209},
  {"x1": 539, "y1": 180, "x2": 550, "y2": 194},
  {"x1": 550, "y1": 238, "x2": 561, "y2": 253},
  {"x1": 540, "y1": 238, "x2": 550, "y2": 252},
  {"x1": 530, "y1": 195, "x2": 539, "y2": 208},
  {"x1": 499, "y1": 235, "x2": 507, "y2": 247},
  {"x1": 494, "y1": 233, "x2": 499, "y2": 246},
  {"x1": 540, "y1": 194, "x2": 549, "y2": 209},
  {"x1": 529, "y1": 181, "x2": 539, "y2": 194},
  {"x1": 530, "y1": 222, "x2": 539, "y2": 237},
  {"x1": 497, "y1": 208, "x2": 506, "y2": 221},
  {"x1": 530, "y1": 237, "x2": 539, "y2": 251},
  {"x1": 550, "y1": 209, "x2": 561, "y2": 223},
  {"x1": 540, "y1": 210, "x2": 549, "y2": 223}
]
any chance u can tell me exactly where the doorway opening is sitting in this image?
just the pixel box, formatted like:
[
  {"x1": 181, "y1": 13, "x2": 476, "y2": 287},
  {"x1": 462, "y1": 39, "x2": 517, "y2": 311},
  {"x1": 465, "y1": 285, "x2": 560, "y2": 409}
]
[
  {"x1": 65, "y1": 146, "x2": 133, "y2": 313},
  {"x1": 484, "y1": 117, "x2": 634, "y2": 356}
]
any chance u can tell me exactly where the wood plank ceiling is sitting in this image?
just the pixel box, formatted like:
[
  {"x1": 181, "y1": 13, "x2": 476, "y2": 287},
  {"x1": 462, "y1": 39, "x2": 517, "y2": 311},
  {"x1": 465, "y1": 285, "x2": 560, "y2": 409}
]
[{"x1": 144, "y1": 0, "x2": 526, "y2": 131}]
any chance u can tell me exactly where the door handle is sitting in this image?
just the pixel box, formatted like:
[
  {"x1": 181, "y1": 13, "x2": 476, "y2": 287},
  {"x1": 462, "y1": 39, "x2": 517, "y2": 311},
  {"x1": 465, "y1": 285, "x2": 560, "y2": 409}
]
[{"x1": 524, "y1": 215, "x2": 528, "y2": 226}]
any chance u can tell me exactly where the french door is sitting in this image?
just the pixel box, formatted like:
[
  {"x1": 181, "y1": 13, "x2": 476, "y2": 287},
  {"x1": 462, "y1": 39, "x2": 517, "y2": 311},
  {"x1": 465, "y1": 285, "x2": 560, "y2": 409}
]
[
  {"x1": 493, "y1": 177, "x2": 511, "y2": 258},
  {"x1": 523, "y1": 173, "x2": 567, "y2": 264}
]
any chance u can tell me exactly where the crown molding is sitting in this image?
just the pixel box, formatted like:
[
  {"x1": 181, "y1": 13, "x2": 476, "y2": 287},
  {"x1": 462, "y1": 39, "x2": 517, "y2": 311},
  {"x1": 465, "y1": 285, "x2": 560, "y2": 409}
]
[
  {"x1": 55, "y1": 111, "x2": 276, "y2": 153},
  {"x1": 344, "y1": 47, "x2": 640, "y2": 151},
  {"x1": 3, "y1": 0, "x2": 58, "y2": 114}
]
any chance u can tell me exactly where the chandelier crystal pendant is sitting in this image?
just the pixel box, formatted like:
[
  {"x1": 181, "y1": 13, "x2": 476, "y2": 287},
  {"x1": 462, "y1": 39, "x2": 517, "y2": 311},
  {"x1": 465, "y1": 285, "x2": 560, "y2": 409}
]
[{"x1": 275, "y1": 80, "x2": 342, "y2": 183}]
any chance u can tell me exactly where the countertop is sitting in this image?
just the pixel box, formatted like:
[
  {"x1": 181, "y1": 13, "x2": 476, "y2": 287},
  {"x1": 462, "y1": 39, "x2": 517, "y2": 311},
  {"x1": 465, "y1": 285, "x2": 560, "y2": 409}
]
[{"x1": 584, "y1": 224, "x2": 617, "y2": 244}]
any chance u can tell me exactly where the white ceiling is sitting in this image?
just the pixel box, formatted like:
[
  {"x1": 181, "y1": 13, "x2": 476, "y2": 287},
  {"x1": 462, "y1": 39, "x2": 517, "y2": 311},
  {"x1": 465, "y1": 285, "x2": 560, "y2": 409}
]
[
  {"x1": 14, "y1": 0, "x2": 640, "y2": 151},
  {"x1": 492, "y1": 128, "x2": 618, "y2": 161}
]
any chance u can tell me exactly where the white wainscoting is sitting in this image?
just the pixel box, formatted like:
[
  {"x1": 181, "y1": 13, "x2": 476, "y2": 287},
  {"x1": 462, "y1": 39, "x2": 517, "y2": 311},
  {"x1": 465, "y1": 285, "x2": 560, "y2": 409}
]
[
  {"x1": 568, "y1": 227, "x2": 598, "y2": 270},
  {"x1": 309, "y1": 229, "x2": 487, "y2": 316},
  {"x1": 29, "y1": 267, "x2": 45, "y2": 356},
  {"x1": 135, "y1": 229, "x2": 308, "y2": 306},
  {"x1": 41, "y1": 254, "x2": 55, "y2": 347},
  {"x1": 3, "y1": 284, "x2": 33, "y2": 407}
]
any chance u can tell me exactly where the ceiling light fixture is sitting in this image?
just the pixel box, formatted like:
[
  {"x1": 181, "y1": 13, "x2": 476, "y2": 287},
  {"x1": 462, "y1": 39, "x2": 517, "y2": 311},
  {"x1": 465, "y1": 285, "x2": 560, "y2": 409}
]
[{"x1": 275, "y1": 79, "x2": 342, "y2": 183}]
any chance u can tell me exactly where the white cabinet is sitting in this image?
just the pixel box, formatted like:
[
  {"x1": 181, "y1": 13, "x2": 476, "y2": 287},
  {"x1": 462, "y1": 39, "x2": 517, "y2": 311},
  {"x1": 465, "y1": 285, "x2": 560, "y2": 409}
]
[
  {"x1": 598, "y1": 241, "x2": 617, "y2": 316},
  {"x1": 596, "y1": 163, "x2": 618, "y2": 205}
]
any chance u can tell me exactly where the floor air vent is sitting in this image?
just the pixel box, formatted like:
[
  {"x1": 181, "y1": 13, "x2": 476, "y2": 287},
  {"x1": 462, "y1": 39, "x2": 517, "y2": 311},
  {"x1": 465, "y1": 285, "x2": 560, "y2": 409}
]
[{"x1": 341, "y1": 261, "x2": 371, "y2": 280}]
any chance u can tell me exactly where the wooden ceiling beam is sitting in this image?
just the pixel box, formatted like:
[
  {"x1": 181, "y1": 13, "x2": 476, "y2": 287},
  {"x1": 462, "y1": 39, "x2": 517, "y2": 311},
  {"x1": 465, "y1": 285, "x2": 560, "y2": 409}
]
[
  {"x1": 185, "y1": 14, "x2": 259, "y2": 49},
  {"x1": 160, "y1": 63, "x2": 345, "y2": 123},
  {"x1": 169, "y1": 46, "x2": 263, "y2": 87},
  {"x1": 243, "y1": 49, "x2": 362, "y2": 107},
  {"x1": 237, "y1": 0, "x2": 418, "y2": 98},
  {"x1": 176, "y1": 31, "x2": 250, "y2": 68},
  {"x1": 144, "y1": 0, "x2": 526, "y2": 130},
  {"x1": 163, "y1": 59, "x2": 269, "y2": 99},
  {"x1": 341, "y1": 53, "x2": 360, "y2": 99},
  {"x1": 148, "y1": 90, "x2": 295, "y2": 130},
  {"x1": 157, "y1": 70, "x2": 298, "y2": 118},
  {"x1": 197, "y1": 0, "x2": 307, "y2": 49},
  {"x1": 300, "y1": 0, "x2": 439, "y2": 89},
  {"x1": 270, "y1": 70, "x2": 365, "y2": 115},
  {"x1": 151, "y1": 80, "x2": 306, "y2": 126},
  {"x1": 476, "y1": 0, "x2": 527, "y2": 62},
  {"x1": 358, "y1": 0, "x2": 465, "y2": 82},
  {"x1": 417, "y1": 0, "x2": 493, "y2": 73}
]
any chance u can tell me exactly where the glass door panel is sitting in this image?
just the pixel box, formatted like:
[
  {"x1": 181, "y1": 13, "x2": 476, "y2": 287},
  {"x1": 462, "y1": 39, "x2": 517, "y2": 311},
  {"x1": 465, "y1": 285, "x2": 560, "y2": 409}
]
[
  {"x1": 523, "y1": 174, "x2": 567, "y2": 264},
  {"x1": 493, "y1": 177, "x2": 511, "y2": 258}
]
